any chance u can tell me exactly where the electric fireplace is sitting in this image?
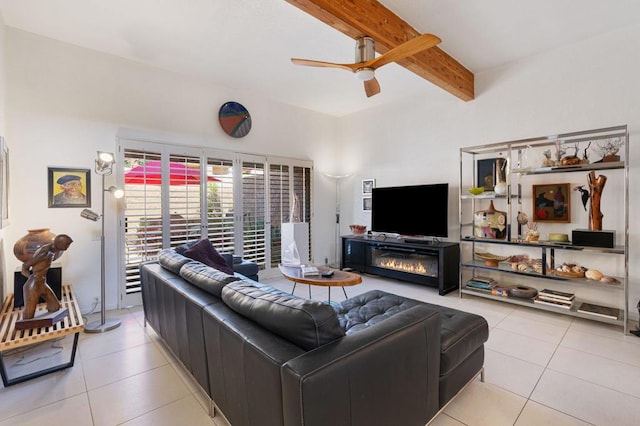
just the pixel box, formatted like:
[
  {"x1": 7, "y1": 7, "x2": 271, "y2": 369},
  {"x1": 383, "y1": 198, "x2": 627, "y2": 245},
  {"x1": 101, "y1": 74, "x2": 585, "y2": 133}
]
[
  {"x1": 370, "y1": 247, "x2": 438, "y2": 277},
  {"x1": 341, "y1": 236, "x2": 460, "y2": 295}
]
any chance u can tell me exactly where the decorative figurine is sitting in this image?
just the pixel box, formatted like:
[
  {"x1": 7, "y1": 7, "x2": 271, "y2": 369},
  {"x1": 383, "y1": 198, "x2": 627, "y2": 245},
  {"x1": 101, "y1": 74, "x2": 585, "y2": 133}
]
[
  {"x1": 581, "y1": 141, "x2": 591, "y2": 164},
  {"x1": 596, "y1": 138, "x2": 624, "y2": 162},
  {"x1": 542, "y1": 149, "x2": 555, "y2": 167},
  {"x1": 587, "y1": 171, "x2": 607, "y2": 230},
  {"x1": 553, "y1": 141, "x2": 566, "y2": 166},
  {"x1": 574, "y1": 185, "x2": 590, "y2": 211},
  {"x1": 20, "y1": 234, "x2": 73, "y2": 320}
]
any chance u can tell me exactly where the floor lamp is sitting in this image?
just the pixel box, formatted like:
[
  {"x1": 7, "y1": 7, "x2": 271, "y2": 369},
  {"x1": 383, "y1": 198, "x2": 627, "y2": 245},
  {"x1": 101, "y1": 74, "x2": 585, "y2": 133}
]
[
  {"x1": 324, "y1": 173, "x2": 352, "y2": 268},
  {"x1": 81, "y1": 151, "x2": 124, "y2": 333}
]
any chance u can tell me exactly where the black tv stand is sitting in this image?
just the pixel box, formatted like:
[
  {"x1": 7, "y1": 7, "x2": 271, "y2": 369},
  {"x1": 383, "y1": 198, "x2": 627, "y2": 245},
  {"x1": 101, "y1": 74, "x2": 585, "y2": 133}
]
[
  {"x1": 340, "y1": 235, "x2": 459, "y2": 295},
  {"x1": 403, "y1": 238, "x2": 435, "y2": 245}
]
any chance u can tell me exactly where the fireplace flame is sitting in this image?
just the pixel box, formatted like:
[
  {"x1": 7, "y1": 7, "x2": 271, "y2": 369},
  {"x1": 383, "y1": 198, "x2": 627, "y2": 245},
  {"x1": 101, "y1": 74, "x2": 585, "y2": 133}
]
[{"x1": 378, "y1": 258, "x2": 429, "y2": 275}]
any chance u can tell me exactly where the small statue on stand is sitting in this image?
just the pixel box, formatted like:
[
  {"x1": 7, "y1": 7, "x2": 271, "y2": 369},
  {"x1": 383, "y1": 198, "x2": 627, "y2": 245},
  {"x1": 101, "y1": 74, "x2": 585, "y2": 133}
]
[
  {"x1": 587, "y1": 171, "x2": 607, "y2": 230},
  {"x1": 20, "y1": 234, "x2": 73, "y2": 321}
]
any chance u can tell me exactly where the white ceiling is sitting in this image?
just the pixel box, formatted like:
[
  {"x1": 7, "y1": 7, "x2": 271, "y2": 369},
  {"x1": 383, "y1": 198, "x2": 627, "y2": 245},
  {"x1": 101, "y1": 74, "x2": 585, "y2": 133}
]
[{"x1": 1, "y1": 0, "x2": 639, "y2": 117}]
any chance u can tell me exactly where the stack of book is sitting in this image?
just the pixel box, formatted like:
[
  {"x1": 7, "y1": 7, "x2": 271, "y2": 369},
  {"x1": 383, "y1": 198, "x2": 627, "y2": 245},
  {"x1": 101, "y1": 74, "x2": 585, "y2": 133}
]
[
  {"x1": 577, "y1": 302, "x2": 620, "y2": 319},
  {"x1": 301, "y1": 265, "x2": 320, "y2": 277},
  {"x1": 465, "y1": 276, "x2": 497, "y2": 292},
  {"x1": 534, "y1": 288, "x2": 575, "y2": 309}
]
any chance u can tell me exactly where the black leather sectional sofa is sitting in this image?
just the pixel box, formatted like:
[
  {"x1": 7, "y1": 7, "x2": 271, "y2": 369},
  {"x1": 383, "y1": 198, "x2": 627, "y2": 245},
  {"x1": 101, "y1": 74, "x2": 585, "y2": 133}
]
[{"x1": 140, "y1": 248, "x2": 488, "y2": 426}]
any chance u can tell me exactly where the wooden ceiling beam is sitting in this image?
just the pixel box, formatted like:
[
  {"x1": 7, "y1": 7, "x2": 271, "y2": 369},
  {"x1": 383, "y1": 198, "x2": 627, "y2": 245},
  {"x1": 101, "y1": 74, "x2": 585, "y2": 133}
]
[{"x1": 285, "y1": 0, "x2": 474, "y2": 101}]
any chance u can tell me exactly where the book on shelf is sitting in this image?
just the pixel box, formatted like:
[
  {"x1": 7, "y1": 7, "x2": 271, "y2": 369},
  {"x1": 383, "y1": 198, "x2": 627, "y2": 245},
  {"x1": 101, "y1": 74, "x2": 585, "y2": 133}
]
[
  {"x1": 534, "y1": 296, "x2": 572, "y2": 309},
  {"x1": 471, "y1": 276, "x2": 496, "y2": 284},
  {"x1": 577, "y1": 302, "x2": 620, "y2": 320},
  {"x1": 538, "y1": 288, "x2": 575, "y2": 301},
  {"x1": 465, "y1": 276, "x2": 497, "y2": 290},
  {"x1": 536, "y1": 294, "x2": 574, "y2": 304},
  {"x1": 300, "y1": 265, "x2": 320, "y2": 277}
]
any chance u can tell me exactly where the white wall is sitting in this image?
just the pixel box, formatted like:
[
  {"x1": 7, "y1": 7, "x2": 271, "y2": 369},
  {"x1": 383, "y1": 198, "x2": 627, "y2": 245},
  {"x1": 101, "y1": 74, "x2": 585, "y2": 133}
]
[
  {"x1": 338, "y1": 24, "x2": 640, "y2": 320},
  {"x1": 0, "y1": 13, "x2": 7, "y2": 302},
  {"x1": 4, "y1": 29, "x2": 339, "y2": 311}
]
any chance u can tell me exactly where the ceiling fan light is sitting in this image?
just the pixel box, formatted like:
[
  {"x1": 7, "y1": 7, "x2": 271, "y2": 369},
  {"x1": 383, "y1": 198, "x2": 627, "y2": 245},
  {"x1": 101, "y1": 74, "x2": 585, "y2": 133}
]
[{"x1": 355, "y1": 68, "x2": 375, "y2": 81}]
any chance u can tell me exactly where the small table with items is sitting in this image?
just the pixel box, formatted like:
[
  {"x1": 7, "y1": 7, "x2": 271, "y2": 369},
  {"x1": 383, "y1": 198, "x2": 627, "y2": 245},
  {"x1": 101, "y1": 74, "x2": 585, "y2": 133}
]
[
  {"x1": 278, "y1": 265, "x2": 362, "y2": 301},
  {"x1": 0, "y1": 284, "x2": 84, "y2": 386}
]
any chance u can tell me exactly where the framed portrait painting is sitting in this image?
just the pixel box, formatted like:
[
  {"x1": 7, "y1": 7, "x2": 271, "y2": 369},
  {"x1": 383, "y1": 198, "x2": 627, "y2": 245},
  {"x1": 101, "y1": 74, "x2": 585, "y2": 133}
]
[
  {"x1": 533, "y1": 183, "x2": 570, "y2": 222},
  {"x1": 48, "y1": 167, "x2": 91, "y2": 208}
]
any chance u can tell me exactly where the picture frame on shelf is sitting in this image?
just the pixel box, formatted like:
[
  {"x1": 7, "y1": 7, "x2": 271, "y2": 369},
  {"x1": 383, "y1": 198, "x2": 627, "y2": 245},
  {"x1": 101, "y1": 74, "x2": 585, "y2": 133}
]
[
  {"x1": 362, "y1": 196, "x2": 372, "y2": 211},
  {"x1": 476, "y1": 158, "x2": 496, "y2": 191},
  {"x1": 48, "y1": 167, "x2": 91, "y2": 208},
  {"x1": 362, "y1": 178, "x2": 375, "y2": 194},
  {"x1": 533, "y1": 183, "x2": 570, "y2": 222}
]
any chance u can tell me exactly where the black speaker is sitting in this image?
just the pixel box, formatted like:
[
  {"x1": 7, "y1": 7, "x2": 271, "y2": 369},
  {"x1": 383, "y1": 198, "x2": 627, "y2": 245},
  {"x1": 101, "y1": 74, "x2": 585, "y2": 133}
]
[
  {"x1": 571, "y1": 229, "x2": 615, "y2": 248},
  {"x1": 13, "y1": 266, "x2": 62, "y2": 307}
]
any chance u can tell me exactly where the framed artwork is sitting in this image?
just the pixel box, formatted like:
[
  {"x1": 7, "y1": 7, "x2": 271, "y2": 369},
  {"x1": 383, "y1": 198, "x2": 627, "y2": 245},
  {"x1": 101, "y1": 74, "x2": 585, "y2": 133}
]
[
  {"x1": 48, "y1": 167, "x2": 91, "y2": 208},
  {"x1": 362, "y1": 178, "x2": 375, "y2": 194},
  {"x1": 363, "y1": 196, "x2": 372, "y2": 211},
  {"x1": 477, "y1": 158, "x2": 496, "y2": 191},
  {"x1": 533, "y1": 183, "x2": 570, "y2": 222}
]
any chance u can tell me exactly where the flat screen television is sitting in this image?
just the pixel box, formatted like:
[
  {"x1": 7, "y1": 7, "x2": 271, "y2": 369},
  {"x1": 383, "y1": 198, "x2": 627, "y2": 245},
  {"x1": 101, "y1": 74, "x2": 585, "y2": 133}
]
[{"x1": 371, "y1": 183, "x2": 448, "y2": 238}]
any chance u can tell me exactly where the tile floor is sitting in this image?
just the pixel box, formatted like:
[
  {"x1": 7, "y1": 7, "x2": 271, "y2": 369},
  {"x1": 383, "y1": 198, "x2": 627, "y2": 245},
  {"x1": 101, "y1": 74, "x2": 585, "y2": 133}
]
[{"x1": 1, "y1": 273, "x2": 640, "y2": 425}]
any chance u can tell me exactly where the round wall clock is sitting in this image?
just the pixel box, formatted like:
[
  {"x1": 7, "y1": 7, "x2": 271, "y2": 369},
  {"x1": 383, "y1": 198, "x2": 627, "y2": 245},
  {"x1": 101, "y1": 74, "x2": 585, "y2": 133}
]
[{"x1": 218, "y1": 101, "x2": 252, "y2": 138}]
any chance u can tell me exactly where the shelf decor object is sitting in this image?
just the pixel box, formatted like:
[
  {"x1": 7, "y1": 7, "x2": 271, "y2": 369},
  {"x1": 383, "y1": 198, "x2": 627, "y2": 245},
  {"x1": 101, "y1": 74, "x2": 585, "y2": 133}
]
[
  {"x1": 473, "y1": 200, "x2": 507, "y2": 239},
  {"x1": 459, "y1": 125, "x2": 629, "y2": 333}
]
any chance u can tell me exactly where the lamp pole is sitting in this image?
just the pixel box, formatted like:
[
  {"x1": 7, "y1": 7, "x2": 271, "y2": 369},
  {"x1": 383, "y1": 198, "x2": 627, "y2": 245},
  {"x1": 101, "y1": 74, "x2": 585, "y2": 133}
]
[
  {"x1": 324, "y1": 173, "x2": 352, "y2": 267},
  {"x1": 85, "y1": 157, "x2": 122, "y2": 333}
]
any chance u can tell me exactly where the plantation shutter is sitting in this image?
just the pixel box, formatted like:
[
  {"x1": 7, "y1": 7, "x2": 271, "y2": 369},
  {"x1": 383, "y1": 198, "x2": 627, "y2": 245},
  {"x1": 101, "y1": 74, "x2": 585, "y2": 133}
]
[
  {"x1": 205, "y1": 157, "x2": 235, "y2": 254},
  {"x1": 167, "y1": 154, "x2": 205, "y2": 247},
  {"x1": 241, "y1": 160, "x2": 266, "y2": 266},
  {"x1": 268, "y1": 164, "x2": 290, "y2": 267},
  {"x1": 123, "y1": 149, "x2": 162, "y2": 295}
]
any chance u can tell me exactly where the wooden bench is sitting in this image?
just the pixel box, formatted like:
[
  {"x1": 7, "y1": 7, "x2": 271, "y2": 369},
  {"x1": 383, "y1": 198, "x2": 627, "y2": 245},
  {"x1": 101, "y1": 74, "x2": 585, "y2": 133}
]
[{"x1": 0, "y1": 284, "x2": 84, "y2": 386}]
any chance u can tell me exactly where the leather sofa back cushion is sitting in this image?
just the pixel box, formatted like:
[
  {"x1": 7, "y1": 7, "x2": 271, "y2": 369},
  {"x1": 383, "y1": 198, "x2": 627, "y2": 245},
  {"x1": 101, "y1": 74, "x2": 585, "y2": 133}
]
[
  {"x1": 158, "y1": 248, "x2": 192, "y2": 275},
  {"x1": 182, "y1": 238, "x2": 235, "y2": 275},
  {"x1": 180, "y1": 261, "x2": 239, "y2": 298},
  {"x1": 222, "y1": 281, "x2": 345, "y2": 351}
]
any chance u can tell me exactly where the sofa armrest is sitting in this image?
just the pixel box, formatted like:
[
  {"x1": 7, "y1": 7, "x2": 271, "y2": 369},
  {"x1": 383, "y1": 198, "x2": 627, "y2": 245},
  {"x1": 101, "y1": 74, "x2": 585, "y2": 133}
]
[{"x1": 281, "y1": 305, "x2": 441, "y2": 426}]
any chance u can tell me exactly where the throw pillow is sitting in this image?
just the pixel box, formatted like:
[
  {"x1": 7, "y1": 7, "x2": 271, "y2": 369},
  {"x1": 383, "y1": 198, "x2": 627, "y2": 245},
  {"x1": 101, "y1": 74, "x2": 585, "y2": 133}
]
[
  {"x1": 175, "y1": 240, "x2": 199, "y2": 255},
  {"x1": 183, "y1": 238, "x2": 234, "y2": 275}
]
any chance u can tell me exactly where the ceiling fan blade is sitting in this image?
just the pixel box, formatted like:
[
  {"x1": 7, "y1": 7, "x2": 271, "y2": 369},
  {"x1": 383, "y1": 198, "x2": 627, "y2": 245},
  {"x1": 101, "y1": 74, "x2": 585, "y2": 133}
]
[
  {"x1": 291, "y1": 58, "x2": 358, "y2": 72},
  {"x1": 366, "y1": 34, "x2": 441, "y2": 70},
  {"x1": 364, "y1": 77, "x2": 381, "y2": 97}
]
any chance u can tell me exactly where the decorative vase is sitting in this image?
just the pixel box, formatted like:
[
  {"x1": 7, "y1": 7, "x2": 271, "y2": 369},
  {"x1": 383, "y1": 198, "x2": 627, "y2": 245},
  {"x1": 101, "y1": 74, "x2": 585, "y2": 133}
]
[
  {"x1": 494, "y1": 154, "x2": 508, "y2": 195},
  {"x1": 474, "y1": 201, "x2": 507, "y2": 240},
  {"x1": 494, "y1": 182, "x2": 508, "y2": 196},
  {"x1": 13, "y1": 228, "x2": 56, "y2": 262}
]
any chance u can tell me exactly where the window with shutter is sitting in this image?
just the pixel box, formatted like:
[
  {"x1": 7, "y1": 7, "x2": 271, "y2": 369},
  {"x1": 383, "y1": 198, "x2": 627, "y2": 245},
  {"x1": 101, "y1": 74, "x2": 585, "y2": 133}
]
[
  {"x1": 123, "y1": 149, "x2": 162, "y2": 295},
  {"x1": 118, "y1": 140, "x2": 312, "y2": 305}
]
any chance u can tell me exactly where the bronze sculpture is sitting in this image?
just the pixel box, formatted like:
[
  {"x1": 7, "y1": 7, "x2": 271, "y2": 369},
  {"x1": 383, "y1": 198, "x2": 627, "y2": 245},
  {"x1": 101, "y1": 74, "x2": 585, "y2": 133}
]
[{"x1": 20, "y1": 234, "x2": 73, "y2": 320}]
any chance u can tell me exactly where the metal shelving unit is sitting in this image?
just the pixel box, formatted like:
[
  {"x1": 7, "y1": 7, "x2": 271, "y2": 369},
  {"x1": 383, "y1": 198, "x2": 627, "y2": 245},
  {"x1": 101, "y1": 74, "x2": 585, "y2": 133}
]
[{"x1": 458, "y1": 125, "x2": 629, "y2": 333}]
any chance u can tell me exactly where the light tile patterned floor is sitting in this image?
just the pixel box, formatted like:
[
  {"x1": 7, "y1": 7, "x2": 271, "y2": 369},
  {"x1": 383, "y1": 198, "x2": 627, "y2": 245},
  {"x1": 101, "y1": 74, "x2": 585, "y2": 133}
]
[{"x1": 1, "y1": 273, "x2": 640, "y2": 425}]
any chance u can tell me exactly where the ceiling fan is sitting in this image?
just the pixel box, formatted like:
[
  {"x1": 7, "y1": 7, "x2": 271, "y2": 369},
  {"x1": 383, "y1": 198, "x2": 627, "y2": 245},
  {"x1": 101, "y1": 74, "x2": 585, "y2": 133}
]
[{"x1": 291, "y1": 34, "x2": 441, "y2": 97}]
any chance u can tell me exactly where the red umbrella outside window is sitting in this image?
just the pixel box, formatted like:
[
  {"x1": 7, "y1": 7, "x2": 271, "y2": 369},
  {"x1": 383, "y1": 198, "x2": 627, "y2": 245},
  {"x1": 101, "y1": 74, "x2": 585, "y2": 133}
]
[{"x1": 124, "y1": 161, "x2": 218, "y2": 185}]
